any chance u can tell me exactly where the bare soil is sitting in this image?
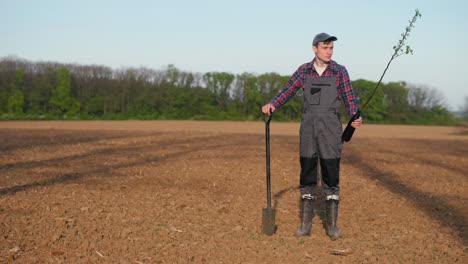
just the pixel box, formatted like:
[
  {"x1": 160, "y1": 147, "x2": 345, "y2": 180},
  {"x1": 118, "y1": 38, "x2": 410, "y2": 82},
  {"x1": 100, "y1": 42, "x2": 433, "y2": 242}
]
[{"x1": 0, "y1": 121, "x2": 466, "y2": 263}]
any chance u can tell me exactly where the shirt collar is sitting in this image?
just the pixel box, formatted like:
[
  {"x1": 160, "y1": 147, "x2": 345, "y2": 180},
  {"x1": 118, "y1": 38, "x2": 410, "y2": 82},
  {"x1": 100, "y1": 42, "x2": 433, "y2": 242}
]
[{"x1": 308, "y1": 58, "x2": 339, "y2": 73}]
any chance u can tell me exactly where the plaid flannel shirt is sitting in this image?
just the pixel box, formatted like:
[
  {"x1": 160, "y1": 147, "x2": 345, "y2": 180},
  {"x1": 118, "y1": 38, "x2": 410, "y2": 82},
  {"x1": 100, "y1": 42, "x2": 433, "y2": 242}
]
[{"x1": 270, "y1": 59, "x2": 358, "y2": 116}]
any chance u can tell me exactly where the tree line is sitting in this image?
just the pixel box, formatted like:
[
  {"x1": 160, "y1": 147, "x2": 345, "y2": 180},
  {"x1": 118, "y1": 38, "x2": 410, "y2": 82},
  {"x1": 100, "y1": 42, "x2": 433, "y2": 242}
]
[{"x1": 0, "y1": 56, "x2": 460, "y2": 125}]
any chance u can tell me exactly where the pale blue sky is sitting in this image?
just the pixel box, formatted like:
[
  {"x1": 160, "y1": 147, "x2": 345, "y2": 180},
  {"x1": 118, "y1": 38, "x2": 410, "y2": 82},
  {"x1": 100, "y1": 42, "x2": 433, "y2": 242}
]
[{"x1": 2, "y1": 0, "x2": 467, "y2": 110}]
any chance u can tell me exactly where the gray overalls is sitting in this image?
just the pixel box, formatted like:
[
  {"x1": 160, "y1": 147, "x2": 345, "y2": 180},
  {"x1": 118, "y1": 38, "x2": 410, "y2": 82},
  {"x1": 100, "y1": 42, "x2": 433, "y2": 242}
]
[{"x1": 299, "y1": 73, "x2": 342, "y2": 200}]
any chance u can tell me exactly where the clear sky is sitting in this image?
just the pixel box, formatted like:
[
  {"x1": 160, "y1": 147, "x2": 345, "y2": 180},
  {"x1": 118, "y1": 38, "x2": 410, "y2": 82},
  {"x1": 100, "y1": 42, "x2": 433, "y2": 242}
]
[{"x1": 2, "y1": 0, "x2": 467, "y2": 110}]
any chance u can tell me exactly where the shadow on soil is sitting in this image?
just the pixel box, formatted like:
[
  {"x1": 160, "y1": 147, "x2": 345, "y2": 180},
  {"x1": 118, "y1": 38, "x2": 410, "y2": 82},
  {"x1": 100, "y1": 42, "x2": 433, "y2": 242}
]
[
  {"x1": 345, "y1": 144, "x2": 468, "y2": 245},
  {"x1": 0, "y1": 133, "x2": 243, "y2": 196},
  {"x1": 0, "y1": 150, "x2": 184, "y2": 196},
  {"x1": 379, "y1": 138, "x2": 468, "y2": 176},
  {"x1": 0, "y1": 129, "x2": 153, "y2": 153},
  {"x1": 0, "y1": 132, "x2": 186, "y2": 171}
]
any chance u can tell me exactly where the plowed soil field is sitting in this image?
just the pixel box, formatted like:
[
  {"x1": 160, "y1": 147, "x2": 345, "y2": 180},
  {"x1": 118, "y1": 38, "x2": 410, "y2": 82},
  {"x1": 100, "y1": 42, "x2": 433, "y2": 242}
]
[{"x1": 0, "y1": 121, "x2": 466, "y2": 263}]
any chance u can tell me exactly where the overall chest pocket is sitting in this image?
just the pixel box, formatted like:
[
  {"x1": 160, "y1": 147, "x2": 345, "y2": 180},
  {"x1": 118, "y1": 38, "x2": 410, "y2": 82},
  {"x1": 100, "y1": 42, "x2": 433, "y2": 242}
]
[
  {"x1": 305, "y1": 83, "x2": 330, "y2": 105},
  {"x1": 308, "y1": 87, "x2": 321, "y2": 105}
]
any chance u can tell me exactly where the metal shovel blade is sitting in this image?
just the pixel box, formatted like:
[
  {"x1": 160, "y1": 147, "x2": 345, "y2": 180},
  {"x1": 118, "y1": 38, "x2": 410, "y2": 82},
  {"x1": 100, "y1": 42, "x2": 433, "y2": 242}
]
[{"x1": 262, "y1": 207, "x2": 276, "y2": 236}]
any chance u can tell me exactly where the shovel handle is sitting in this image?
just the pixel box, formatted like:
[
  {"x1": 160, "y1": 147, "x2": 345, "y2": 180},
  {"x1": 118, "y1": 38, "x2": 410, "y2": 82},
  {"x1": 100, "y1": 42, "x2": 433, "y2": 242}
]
[
  {"x1": 263, "y1": 110, "x2": 273, "y2": 124},
  {"x1": 264, "y1": 111, "x2": 273, "y2": 208}
]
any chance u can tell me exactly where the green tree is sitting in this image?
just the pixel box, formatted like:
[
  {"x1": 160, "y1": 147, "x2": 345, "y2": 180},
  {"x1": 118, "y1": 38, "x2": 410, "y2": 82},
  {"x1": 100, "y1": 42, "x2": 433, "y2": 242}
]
[
  {"x1": 352, "y1": 79, "x2": 387, "y2": 121},
  {"x1": 165, "y1": 64, "x2": 180, "y2": 86},
  {"x1": 257, "y1": 72, "x2": 285, "y2": 102},
  {"x1": 8, "y1": 90, "x2": 25, "y2": 115},
  {"x1": 0, "y1": 91, "x2": 7, "y2": 113},
  {"x1": 424, "y1": 105, "x2": 458, "y2": 125},
  {"x1": 461, "y1": 96, "x2": 468, "y2": 121},
  {"x1": 203, "y1": 72, "x2": 234, "y2": 111},
  {"x1": 382, "y1": 81, "x2": 409, "y2": 122},
  {"x1": 233, "y1": 73, "x2": 262, "y2": 119},
  {"x1": 189, "y1": 86, "x2": 218, "y2": 120},
  {"x1": 7, "y1": 69, "x2": 25, "y2": 115},
  {"x1": 49, "y1": 67, "x2": 80, "y2": 117},
  {"x1": 26, "y1": 68, "x2": 55, "y2": 115}
]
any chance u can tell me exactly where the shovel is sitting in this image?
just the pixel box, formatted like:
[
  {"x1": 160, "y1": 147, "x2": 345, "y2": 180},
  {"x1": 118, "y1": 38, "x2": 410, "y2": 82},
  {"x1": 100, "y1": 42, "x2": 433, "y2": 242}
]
[{"x1": 262, "y1": 111, "x2": 276, "y2": 236}]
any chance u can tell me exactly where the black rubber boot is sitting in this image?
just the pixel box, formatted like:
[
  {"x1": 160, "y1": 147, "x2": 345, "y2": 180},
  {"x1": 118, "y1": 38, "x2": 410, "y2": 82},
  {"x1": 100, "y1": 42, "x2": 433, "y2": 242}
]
[
  {"x1": 293, "y1": 198, "x2": 314, "y2": 236},
  {"x1": 326, "y1": 199, "x2": 343, "y2": 240}
]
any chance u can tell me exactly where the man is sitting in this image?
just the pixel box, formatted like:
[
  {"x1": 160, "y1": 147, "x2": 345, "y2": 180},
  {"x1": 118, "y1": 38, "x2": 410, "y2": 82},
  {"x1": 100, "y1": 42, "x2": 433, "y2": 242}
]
[{"x1": 261, "y1": 33, "x2": 362, "y2": 240}]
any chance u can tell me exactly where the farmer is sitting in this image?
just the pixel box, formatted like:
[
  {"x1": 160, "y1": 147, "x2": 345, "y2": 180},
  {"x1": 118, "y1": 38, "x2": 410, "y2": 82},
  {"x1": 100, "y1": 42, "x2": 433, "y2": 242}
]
[{"x1": 261, "y1": 33, "x2": 362, "y2": 240}]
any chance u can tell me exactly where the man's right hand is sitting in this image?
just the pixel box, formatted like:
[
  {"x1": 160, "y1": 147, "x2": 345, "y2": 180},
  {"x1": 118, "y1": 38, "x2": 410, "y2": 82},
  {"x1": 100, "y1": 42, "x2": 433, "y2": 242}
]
[{"x1": 262, "y1": 103, "x2": 276, "y2": 116}]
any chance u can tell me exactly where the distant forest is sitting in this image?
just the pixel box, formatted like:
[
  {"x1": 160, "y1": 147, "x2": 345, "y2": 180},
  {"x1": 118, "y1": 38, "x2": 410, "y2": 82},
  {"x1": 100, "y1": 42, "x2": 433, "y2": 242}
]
[{"x1": 0, "y1": 56, "x2": 461, "y2": 125}]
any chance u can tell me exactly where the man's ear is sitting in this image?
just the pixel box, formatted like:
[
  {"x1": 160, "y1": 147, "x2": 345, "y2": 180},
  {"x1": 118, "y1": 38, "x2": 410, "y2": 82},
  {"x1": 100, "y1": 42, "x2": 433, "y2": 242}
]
[{"x1": 312, "y1": 45, "x2": 318, "y2": 53}]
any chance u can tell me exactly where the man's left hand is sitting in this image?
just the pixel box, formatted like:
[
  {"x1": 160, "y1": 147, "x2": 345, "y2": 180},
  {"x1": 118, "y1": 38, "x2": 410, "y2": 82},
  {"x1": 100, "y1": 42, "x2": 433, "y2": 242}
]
[{"x1": 351, "y1": 117, "x2": 362, "y2": 128}]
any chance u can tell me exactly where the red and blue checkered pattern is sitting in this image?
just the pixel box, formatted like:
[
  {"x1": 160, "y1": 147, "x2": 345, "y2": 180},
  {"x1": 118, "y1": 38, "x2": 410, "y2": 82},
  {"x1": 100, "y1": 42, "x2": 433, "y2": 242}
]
[{"x1": 270, "y1": 60, "x2": 358, "y2": 116}]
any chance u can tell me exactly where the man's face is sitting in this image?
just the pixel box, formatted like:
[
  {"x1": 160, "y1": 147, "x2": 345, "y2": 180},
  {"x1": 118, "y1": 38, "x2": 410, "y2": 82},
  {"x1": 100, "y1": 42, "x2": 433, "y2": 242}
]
[{"x1": 312, "y1": 41, "x2": 334, "y2": 63}]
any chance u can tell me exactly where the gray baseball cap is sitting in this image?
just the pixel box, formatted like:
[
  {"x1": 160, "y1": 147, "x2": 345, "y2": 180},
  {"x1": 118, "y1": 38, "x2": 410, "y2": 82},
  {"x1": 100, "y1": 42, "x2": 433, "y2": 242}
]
[{"x1": 312, "y1": 32, "x2": 337, "y2": 46}]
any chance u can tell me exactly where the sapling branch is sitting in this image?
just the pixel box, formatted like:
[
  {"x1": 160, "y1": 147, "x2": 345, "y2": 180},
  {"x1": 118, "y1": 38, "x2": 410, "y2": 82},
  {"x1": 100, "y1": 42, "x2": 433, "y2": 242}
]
[{"x1": 341, "y1": 9, "x2": 421, "y2": 142}]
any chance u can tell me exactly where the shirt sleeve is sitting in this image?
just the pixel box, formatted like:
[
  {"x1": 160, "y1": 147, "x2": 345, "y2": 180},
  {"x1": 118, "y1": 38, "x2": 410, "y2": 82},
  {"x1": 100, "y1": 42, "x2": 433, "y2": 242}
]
[
  {"x1": 337, "y1": 65, "x2": 358, "y2": 116},
  {"x1": 270, "y1": 65, "x2": 305, "y2": 109}
]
